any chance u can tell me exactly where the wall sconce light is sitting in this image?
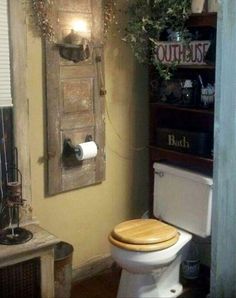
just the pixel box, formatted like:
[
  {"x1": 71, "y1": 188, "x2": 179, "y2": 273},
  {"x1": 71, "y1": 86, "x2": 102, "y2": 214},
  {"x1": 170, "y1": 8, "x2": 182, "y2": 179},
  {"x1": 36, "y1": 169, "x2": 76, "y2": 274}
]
[{"x1": 56, "y1": 20, "x2": 90, "y2": 63}]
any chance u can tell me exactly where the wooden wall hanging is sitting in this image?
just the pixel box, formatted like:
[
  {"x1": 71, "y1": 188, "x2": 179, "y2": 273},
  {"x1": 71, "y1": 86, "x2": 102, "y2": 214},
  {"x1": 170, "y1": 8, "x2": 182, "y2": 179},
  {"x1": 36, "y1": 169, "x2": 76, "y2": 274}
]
[{"x1": 45, "y1": 0, "x2": 105, "y2": 195}]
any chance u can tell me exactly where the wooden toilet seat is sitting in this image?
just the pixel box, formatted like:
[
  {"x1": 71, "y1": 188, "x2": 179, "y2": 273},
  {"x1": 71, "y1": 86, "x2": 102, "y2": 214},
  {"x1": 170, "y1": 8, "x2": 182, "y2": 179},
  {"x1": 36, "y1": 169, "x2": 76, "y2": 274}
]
[{"x1": 109, "y1": 219, "x2": 179, "y2": 252}]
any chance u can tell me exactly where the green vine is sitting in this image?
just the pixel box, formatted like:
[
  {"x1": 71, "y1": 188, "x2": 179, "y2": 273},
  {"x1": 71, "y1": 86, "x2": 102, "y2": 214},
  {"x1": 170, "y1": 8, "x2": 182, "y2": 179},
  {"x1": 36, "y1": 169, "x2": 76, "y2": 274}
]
[{"x1": 123, "y1": 0, "x2": 191, "y2": 79}]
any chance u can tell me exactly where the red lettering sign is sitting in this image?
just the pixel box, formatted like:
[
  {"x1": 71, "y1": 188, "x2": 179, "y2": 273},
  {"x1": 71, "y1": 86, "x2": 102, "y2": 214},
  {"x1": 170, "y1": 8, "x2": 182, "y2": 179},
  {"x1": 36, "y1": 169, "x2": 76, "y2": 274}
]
[{"x1": 155, "y1": 41, "x2": 211, "y2": 65}]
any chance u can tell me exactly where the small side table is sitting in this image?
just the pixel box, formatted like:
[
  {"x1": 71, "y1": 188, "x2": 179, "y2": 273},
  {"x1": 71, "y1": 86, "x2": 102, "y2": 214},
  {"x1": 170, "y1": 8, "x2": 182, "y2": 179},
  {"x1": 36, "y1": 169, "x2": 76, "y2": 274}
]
[{"x1": 0, "y1": 224, "x2": 59, "y2": 298}]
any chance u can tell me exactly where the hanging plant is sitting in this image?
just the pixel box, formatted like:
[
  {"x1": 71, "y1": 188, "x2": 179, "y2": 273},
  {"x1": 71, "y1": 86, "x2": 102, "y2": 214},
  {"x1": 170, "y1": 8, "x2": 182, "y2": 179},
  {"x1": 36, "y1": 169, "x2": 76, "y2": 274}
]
[
  {"x1": 123, "y1": 0, "x2": 191, "y2": 79},
  {"x1": 31, "y1": 0, "x2": 55, "y2": 42}
]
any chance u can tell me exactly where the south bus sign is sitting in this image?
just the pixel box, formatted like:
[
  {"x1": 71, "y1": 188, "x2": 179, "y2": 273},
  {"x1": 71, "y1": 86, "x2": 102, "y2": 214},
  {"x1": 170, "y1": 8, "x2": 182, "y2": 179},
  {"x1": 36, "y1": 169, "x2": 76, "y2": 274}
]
[{"x1": 155, "y1": 41, "x2": 211, "y2": 65}]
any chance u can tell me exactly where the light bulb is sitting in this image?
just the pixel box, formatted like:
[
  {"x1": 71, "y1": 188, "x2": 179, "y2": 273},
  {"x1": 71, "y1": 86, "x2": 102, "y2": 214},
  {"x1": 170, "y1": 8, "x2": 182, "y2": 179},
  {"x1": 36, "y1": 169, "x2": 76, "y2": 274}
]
[{"x1": 72, "y1": 20, "x2": 88, "y2": 33}]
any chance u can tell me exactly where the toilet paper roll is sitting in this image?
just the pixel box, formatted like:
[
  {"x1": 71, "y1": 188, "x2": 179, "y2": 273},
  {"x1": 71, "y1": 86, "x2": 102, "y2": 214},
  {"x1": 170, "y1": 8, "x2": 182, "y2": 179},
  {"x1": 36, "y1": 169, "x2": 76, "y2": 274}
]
[{"x1": 75, "y1": 141, "x2": 98, "y2": 161}]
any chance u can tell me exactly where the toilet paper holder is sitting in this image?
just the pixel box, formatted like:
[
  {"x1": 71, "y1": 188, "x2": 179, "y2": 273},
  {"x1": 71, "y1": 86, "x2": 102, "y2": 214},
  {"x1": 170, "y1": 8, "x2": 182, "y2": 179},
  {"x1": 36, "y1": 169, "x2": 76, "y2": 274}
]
[{"x1": 63, "y1": 135, "x2": 95, "y2": 158}]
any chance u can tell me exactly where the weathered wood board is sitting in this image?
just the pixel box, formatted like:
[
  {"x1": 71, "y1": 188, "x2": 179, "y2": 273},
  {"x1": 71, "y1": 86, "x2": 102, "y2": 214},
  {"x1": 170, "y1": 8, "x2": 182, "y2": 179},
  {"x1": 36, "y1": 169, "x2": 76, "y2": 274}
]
[
  {"x1": 45, "y1": 0, "x2": 105, "y2": 195},
  {"x1": 211, "y1": 1, "x2": 236, "y2": 297}
]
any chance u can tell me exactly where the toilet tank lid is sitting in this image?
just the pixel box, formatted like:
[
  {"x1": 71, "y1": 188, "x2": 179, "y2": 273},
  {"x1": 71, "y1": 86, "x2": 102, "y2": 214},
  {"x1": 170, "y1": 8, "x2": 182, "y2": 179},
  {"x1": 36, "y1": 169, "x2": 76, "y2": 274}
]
[{"x1": 153, "y1": 163, "x2": 213, "y2": 186}]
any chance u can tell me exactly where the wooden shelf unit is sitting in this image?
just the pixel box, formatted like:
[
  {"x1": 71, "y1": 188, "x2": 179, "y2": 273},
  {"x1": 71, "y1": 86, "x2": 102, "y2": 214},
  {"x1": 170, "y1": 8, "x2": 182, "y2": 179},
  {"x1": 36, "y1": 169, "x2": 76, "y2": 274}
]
[
  {"x1": 150, "y1": 146, "x2": 213, "y2": 171},
  {"x1": 149, "y1": 13, "x2": 216, "y2": 175},
  {"x1": 150, "y1": 102, "x2": 214, "y2": 115},
  {"x1": 187, "y1": 13, "x2": 217, "y2": 28},
  {"x1": 177, "y1": 64, "x2": 215, "y2": 70}
]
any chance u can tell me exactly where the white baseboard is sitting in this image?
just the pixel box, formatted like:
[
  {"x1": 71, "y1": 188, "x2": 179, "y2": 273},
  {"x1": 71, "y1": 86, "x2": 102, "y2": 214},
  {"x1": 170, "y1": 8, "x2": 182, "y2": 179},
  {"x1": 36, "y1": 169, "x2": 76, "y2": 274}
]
[{"x1": 72, "y1": 254, "x2": 114, "y2": 282}]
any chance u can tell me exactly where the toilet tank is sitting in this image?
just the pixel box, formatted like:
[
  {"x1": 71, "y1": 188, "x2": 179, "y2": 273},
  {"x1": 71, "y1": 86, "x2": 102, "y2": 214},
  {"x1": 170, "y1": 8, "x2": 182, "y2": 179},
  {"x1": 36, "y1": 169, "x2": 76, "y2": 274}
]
[{"x1": 153, "y1": 163, "x2": 213, "y2": 238}]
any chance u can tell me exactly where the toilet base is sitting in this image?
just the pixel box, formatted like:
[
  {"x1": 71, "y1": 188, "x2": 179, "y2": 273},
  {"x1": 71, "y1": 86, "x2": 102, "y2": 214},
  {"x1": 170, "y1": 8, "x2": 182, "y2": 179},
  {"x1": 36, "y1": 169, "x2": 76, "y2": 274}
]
[{"x1": 117, "y1": 255, "x2": 183, "y2": 298}]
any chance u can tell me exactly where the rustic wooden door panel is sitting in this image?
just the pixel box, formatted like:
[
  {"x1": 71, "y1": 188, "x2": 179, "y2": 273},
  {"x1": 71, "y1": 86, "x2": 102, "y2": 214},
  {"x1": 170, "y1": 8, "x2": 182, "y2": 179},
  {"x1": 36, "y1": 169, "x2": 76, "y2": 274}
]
[
  {"x1": 62, "y1": 164, "x2": 96, "y2": 191},
  {"x1": 46, "y1": 0, "x2": 105, "y2": 195},
  {"x1": 58, "y1": 0, "x2": 92, "y2": 12},
  {"x1": 60, "y1": 64, "x2": 95, "y2": 78},
  {"x1": 61, "y1": 79, "x2": 94, "y2": 114},
  {"x1": 60, "y1": 113, "x2": 95, "y2": 131}
]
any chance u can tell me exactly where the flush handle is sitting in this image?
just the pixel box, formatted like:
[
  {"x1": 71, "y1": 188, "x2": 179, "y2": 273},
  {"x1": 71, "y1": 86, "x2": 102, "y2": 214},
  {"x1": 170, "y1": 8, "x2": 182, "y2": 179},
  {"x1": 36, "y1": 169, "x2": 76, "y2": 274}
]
[{"x1": 155, "y1": 171, "x2": 164, "y2": 177}]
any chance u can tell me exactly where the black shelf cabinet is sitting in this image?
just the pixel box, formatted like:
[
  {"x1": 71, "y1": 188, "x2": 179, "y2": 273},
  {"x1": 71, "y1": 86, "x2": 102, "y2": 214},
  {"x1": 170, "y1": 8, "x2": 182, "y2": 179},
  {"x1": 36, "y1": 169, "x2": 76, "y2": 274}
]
[{"x1": 149, "y1": 13, "x2": 216, "y2": 173}]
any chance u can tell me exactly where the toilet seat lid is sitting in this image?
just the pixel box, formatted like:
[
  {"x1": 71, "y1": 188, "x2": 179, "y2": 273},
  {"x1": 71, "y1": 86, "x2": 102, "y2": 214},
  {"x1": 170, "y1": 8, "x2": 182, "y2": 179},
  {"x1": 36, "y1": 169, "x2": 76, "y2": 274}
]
[
  {"x1": 109, "y1": 232, "x2": 179, "y2": 252},
  {"x1": 112, "y1": 219, "x2": 178, "y2": 245}
]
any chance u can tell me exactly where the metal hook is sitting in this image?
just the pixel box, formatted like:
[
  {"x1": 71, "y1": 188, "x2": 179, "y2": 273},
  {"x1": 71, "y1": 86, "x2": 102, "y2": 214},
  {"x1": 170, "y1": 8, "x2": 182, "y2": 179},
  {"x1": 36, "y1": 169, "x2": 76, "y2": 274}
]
[{"x1": 85, "y1": 135, "x2": 93, "y2": 142}]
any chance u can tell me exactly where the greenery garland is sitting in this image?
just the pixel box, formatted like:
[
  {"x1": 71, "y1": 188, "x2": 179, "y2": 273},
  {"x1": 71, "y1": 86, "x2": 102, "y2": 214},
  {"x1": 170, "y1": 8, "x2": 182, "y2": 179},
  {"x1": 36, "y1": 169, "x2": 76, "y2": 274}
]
[
  {"x1": 123, "y1": 0, "x2": 191, "y2": 79},
  {"x1": 29, "y1": 0, "x2": 191, "y2": 79}
]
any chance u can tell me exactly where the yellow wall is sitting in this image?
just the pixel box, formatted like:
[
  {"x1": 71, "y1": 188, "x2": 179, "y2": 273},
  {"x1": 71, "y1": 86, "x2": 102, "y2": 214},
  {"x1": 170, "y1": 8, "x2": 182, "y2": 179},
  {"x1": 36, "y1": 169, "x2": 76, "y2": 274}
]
[{"x1": 26, "y1": 1, "x2": 149, "y2": 269}]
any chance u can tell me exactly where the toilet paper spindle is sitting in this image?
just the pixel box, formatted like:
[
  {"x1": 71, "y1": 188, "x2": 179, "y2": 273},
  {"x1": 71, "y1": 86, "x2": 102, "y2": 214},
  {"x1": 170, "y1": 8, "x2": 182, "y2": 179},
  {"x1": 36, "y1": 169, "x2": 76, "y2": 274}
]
[{"x1": 63, "y1": 135, "x2": 98, "y2": 162}]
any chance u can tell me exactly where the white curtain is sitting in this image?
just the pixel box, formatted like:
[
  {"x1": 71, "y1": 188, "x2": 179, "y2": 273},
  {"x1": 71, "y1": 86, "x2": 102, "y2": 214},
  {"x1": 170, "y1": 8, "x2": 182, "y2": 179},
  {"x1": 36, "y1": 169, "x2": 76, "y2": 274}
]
[{"x1": 0, "y1": 0, "x2": 12, "y2": 107}]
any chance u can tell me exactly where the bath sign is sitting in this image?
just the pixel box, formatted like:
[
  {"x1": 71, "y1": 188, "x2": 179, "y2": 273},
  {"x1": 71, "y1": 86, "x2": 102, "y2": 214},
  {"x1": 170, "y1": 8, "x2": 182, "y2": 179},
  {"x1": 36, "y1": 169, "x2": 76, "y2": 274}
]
[{"x1": 155, "y1": 41, "x2": 211, "y2": 65}]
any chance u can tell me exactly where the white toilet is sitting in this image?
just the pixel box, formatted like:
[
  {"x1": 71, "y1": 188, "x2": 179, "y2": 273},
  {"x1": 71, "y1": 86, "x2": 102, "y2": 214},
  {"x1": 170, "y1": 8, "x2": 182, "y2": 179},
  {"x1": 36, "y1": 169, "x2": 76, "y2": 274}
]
[{"x1": 109, "y1": 163, "x2": 213, "y2": 298}]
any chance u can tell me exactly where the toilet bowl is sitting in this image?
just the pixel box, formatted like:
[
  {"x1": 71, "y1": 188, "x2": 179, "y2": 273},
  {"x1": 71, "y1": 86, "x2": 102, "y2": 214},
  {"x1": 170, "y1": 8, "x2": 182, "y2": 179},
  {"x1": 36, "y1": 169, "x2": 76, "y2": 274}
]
[
  {"x1": 109, "y1": 163, "x2": 213, "y2": 298},
  {"x1": 109, "y1": 219, "x2": 192, "y2": 298}
]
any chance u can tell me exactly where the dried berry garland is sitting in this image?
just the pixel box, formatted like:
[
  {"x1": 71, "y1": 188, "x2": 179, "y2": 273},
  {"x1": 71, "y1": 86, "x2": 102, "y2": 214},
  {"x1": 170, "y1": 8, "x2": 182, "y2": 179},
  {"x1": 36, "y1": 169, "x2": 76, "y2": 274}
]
[
  {"x1": 31, "y1": 0, "x2": 116, "y2": 42},
  {"x1": 32, "y1": 0, "x2": 55, "y2": 42},
  {"x1": 104, "y1": 0, "x2": 118, "y2": 37}
]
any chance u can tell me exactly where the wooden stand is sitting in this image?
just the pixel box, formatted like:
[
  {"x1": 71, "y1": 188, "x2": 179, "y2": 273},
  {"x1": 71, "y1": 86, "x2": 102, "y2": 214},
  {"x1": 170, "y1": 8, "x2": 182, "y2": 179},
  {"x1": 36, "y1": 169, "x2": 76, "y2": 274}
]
[{"x1": 0, "y1": 224, "x2": 59, "y2": 298}]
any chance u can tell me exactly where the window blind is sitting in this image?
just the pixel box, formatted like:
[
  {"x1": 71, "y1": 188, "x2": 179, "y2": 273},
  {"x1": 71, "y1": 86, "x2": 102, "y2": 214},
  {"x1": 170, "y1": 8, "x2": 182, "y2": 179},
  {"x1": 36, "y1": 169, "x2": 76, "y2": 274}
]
[{"x1": 0, "y1": 0, "x2": 12, "y2": 107}]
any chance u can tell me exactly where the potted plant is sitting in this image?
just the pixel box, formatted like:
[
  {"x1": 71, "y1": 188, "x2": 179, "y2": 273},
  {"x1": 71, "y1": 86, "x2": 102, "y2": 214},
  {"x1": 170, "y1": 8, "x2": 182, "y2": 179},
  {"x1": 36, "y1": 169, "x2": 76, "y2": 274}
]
[{"x1": 123, "y1": 0, "x2": 191, "y2": 79}]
